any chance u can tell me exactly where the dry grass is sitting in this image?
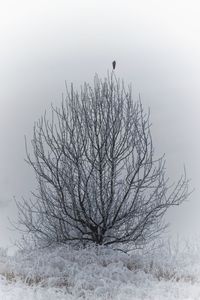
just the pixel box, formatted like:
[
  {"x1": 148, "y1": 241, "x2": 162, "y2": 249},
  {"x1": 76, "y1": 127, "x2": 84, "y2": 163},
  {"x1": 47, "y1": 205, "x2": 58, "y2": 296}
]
[
  {"x1": 0, "y1": 271, "x2": 73, "y2": 289},
  {"x1": 0, "y1": 252, "x2": 198, "y2": 289}
]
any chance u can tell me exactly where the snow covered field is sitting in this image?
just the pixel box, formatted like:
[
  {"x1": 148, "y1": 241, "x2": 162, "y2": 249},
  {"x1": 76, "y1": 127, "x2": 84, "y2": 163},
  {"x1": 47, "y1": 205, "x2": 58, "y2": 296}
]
[{"x1": 1, "y1": 240, "x2": 200, "y2": 299}]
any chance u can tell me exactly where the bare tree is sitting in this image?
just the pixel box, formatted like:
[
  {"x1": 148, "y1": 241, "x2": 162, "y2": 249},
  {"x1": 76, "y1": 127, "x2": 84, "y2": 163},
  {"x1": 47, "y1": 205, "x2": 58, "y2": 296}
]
[{"x1": 16, "y1": 73, "x2": 190, "y2": 249}]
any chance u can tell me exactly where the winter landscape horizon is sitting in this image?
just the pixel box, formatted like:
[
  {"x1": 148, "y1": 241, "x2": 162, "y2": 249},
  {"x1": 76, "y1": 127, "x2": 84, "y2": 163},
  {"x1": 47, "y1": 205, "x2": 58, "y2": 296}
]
[{"x1": 0, "y1": 0, "x2": 200, "y2": 299}]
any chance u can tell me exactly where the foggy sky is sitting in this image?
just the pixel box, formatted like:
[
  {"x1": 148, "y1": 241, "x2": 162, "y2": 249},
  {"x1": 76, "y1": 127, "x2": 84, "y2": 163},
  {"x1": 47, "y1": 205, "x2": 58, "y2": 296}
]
[{"x1": 0, "y1": 0, "x2": 200, "y2": 251}]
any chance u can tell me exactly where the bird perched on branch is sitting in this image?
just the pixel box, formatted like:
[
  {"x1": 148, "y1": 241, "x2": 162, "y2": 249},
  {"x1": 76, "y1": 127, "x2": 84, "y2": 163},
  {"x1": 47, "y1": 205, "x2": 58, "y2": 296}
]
[{"x1": 112, "y1": 60, "x2": 116, "y2": 70}]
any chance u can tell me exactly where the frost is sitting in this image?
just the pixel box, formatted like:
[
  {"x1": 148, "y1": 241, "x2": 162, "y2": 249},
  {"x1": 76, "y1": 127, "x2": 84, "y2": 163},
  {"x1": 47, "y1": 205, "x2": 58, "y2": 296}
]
[{"x1": 0, "y1": 239, "x2": 200, "y2": 299}]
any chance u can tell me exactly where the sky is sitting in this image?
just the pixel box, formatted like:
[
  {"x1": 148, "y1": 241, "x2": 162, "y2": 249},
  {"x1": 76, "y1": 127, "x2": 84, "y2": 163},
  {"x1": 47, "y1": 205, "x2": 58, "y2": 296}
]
[{"x1": 0, "y1": 0, "x2": 200, "y2": 251}]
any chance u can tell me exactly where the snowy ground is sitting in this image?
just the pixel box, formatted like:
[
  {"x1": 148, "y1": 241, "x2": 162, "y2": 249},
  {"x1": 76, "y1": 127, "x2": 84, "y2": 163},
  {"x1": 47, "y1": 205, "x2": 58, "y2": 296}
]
[{"x1": 0, "y1": 239, "x2": 200, "y2": 299}]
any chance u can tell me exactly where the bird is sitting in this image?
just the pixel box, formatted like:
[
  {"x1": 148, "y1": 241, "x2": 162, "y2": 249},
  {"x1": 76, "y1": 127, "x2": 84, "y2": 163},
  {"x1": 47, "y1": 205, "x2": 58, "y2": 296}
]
[{"x1": 112, "y1": 60, "x2": 116, "y2": 70}]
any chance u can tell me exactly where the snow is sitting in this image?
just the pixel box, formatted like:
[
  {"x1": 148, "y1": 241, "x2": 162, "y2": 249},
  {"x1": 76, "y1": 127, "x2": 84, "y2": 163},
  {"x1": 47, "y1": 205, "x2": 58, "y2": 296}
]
[
  {"x1": 1, "y1": 273, "x2": 200, "y2": 300},
  {"x1": 0, "y1": 277, "x2": 68, "y2": 300},
  {"x1": 0, "y1": 239, "x2": 200, "y2": 299}
]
